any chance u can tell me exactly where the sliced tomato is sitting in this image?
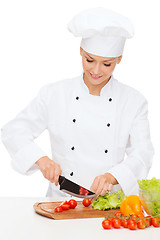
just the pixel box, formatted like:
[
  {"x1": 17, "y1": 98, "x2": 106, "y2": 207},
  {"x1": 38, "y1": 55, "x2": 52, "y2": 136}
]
[
  {"x1": 54, "y1": 206, "x2": 63, "y2": 212},
  {"x1": 79, "y1": 187, "x2": 89, "y2": 196},
  {"x1": 61, "y1": 204, "x2": 70, "y2": 210}
]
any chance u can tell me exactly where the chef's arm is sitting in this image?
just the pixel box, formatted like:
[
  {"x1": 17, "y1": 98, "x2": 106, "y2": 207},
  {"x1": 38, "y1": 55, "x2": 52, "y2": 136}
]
[
  {"x1": 107, "y1": 98, "x2": 154, "y2": 196},
  {"x1": 1, "y1": 86, "x2": 49, "y2": 175}
]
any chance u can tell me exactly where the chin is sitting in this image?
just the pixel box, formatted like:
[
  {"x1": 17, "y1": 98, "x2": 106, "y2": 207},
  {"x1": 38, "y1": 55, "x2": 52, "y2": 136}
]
[{"x1": 88, "y1": 76, "x2": 108, "y2": 86}]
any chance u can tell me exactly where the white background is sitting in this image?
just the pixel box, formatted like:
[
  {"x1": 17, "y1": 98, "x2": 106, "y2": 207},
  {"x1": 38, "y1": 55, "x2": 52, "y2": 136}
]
[{"x1": 0, "y1": 0, "x2": 160, "y2": 197}]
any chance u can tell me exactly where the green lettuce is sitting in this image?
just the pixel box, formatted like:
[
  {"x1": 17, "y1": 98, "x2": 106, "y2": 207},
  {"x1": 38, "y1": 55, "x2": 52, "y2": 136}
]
[
  {"x1": 92, "y1": 190, "x2": 126, "y2": 210},
  {"x1": 138, "y1": 177, "x2": 160, "y2": 216}
]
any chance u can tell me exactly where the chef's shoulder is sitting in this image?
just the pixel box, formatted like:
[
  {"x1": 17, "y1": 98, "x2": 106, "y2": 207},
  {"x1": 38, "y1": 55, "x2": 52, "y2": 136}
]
[
  {"x1": 37, "y1": 76, "x2": 79, "y2": 102},
  {"x1": 115, "y1": 80, "x2": 148, "y2": 109}
]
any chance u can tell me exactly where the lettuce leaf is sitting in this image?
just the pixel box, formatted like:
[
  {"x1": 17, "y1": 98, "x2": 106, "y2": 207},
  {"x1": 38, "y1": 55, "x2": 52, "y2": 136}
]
[{"x1": 92, "y1": 190, "x2": 126, "y2": 210}]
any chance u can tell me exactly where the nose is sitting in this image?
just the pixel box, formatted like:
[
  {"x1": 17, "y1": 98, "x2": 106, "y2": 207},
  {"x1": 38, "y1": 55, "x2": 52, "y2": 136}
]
[{"x1": 92, "y1": 63, "x2": 101, "y2": 75}]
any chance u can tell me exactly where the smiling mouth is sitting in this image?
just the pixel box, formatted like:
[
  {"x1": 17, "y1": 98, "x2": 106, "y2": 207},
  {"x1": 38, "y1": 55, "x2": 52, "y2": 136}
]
[{"x1": 90, "y1": 73, "x2": 103, "y2": 79}]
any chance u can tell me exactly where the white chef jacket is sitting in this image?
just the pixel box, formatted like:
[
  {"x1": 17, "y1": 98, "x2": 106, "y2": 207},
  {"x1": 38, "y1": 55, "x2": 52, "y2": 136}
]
[{"x1": 1, "y1": 75, "x2": 154, "y2": 197}]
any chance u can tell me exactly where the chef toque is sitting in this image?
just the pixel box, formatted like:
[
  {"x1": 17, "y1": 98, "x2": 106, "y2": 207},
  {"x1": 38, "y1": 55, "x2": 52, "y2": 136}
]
[{"x1": 68, "y1": 7, "x2": 134, "y2": 57}]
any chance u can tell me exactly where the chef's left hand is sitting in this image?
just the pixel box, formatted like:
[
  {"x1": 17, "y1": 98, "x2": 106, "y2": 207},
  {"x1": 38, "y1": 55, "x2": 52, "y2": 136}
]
[{"x1": 90, "y1": 173, "x2": 118, "y2": 198}]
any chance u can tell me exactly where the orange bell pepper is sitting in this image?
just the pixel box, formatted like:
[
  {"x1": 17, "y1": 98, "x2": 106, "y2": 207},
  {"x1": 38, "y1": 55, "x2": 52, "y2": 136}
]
[{"x1": 120, "y1": 195, "x2": 144, "y2": 218}]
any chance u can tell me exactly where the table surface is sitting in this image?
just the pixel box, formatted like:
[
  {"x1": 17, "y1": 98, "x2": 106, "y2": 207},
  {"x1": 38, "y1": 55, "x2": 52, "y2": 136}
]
[{"x1": 0, "y1": 197, "x2": 159, "y2": 240}]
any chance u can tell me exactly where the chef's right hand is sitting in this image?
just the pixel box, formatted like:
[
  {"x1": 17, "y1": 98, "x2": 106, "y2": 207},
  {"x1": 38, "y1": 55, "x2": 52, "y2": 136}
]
[{"x1": 35, "y1": 156, "x2": 62, "y2": 186}]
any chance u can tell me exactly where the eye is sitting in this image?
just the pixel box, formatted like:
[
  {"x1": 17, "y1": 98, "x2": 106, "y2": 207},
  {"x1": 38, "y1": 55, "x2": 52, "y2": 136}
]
[
  {"x1": 86, "y1": 58, "x2": 93, "y2": 63},
  {"x1": 104, "y1": 63, "x2": 111, "y2": 67}
]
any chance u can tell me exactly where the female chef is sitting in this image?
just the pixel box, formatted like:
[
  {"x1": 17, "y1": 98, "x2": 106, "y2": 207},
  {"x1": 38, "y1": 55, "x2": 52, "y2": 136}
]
[{"x1": 1, "y1": 8, "x2": 154, "y2": 197}]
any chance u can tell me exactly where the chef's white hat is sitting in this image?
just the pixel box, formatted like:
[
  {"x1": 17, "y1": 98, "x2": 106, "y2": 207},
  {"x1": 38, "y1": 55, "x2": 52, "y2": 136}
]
[{"x1": 68, "y1": 7, "x2": 134, "y2": 57}]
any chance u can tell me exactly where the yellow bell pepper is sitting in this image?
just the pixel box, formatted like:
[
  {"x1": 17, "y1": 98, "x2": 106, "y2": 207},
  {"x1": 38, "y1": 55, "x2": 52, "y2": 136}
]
[{"x1": 120, "y1": 195, "x2": 144, "y2": 218}]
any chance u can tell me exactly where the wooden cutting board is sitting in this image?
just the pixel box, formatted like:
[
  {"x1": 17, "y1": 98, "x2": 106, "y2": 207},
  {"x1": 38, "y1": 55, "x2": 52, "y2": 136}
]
[{"x1": 33, "y1": 201, "x2": 119, "y2": 219}]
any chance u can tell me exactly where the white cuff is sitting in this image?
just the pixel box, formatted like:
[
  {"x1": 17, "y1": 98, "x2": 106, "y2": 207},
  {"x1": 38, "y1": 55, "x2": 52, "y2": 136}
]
[
  {"x1": 108, "y1": 163, "x2": 138, "y2": 196},
  {"x1": 11, "y1": 142, "x2": 47, "y2": 175}
]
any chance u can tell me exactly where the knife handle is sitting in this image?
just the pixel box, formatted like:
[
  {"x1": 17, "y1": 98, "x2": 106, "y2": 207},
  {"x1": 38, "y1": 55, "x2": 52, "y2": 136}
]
[{"x1": 59, "y1": 175, "x2": 65, "y2": 185}]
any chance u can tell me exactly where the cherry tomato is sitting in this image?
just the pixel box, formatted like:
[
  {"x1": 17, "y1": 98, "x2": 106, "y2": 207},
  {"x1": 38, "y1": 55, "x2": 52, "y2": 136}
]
[
  {"x1": 102, "y1": 219, "x2": 112, "y2": 229},
  {"x1": 122, "y1": 218, "x2": 129, "y2": 228},
  {"x1": 68, "y1": 199, "x2": 77, "y2": 209},
  {"x1": 137, "y1": 219, "x2": 146, "y2": 229},
  {"x1": 130, "y1": 214, "x2": 139, "y2": 222},
  {"x1": 112, "y1": 218, "x2": 121, "y2": 229},
  {"x1": 151, "y1": 217, "x2": 160, "y2": 227},
  {"x1": 110, "y1": 217, "x2": 115, "y2": 225},
  {"x1": 61, "y1": 204, "x2": 70, "y2": 210},
  {"x1": 82, "y1": 198, "x2": 91, "y2": 207},
  {"x1": 54, "y1": 206, "x2": 63, "y2": 212},
  {"x1": 144, "y1": 216, "x2": 152, "y2": 228},
  {"x1": 128, "y1": 219, "x2": 137, "y2": 230},
  {"x1": 114, "y1": 212, "x2": 123, "y2": 217}
]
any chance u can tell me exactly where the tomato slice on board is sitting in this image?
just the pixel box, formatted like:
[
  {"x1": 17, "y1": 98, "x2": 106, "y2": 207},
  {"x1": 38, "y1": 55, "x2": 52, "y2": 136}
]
[
  {"x1": 54, "y1": 206, "x2": 63, "y2": 212},
  {"x1": 79, "y1": 187, "x2": 89, "y2": 196},
  {"x1": 61, "y1": 204, "x2": 70, "y2": 210}
]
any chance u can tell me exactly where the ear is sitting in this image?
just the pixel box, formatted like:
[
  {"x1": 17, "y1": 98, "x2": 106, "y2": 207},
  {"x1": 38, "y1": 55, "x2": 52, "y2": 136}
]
[{"x1": 117, "y1": 55, "x2": 122, "y2": 64}]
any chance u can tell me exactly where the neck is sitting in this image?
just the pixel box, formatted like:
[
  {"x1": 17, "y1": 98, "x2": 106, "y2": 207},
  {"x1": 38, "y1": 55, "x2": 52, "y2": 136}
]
[{"x1": 83, "y1": 74, "x2": 111, "y2": 96}]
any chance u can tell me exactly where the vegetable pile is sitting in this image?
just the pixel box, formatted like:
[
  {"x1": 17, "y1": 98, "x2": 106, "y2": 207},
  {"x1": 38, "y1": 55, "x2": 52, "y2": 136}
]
[
  {"x1": 54, "y1": 199, "x2": 78, "y2": 212},
  {"x1": 102, "y1": 212, "x2": 160, "y2": 230},
  {"x1": 54, "y1": 198, "x2": 91, "y2": 213},
  {"x1": 138, "y1": 177, "x2": 160, "y2": 216},
  {"x1": 92, "y1": 190, "x2": 126, "y2": 210}
]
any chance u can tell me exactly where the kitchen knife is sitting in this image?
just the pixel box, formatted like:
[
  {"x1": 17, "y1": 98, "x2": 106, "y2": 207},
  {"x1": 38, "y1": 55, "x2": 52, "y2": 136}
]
[{"x1": 58, "y1": 175, "x2": 96, "y2": 199}]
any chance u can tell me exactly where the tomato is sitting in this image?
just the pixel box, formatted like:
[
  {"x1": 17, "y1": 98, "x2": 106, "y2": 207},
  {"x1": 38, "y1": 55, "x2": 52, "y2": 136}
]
[
  {"x1": 122, "y1": 218, "x2": 129, "y2": 228},
  {"x1": 130, "y1": 214, "x2": 139, "y2": 221},
  {"x1": 144, "y1": 216, "x2": 152, "y2": 227},
  {"x1": 54, "y1": 206, "x2": 63, "y2": 212},
  {"x1": 112, "y1": 218, "x2": 121, "y2": 229},
  {"x1": 61, "y1": 204, "x2": 70, "y2": 210},
  {"x1": 68, "y1": 199, "x2": 77, "y2": 209},
  {"x1": 128, "y1": 219, "x2": 137, "y2": 230},
  {"x1": 137, "y1": 219, "x2": 146, "y2": 229},
  {"x1": 82, "y1": 198, "x2": 91, "y2": 207},
  {"x1": 110, "y1": 217, "x2": 115, "y2": 225},
  {"x1": 151, "y1": 217, "x2": 160, "y2": 227},
  {"x1": 102, "y1": 219, "x2": 112, "y2": 229},
  {"x1": 113, "y1": 213, "x2": 123, "y2": 226},
  {"x1": 114, "y1": 212, "x2": 123, "y2": 217},
  {"x1": 79, "y1": 187, "x2": 89, "y2": 196}
]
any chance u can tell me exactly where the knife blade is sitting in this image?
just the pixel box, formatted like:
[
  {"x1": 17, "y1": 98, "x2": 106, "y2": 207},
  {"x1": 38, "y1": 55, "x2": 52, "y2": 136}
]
[{"x1": 58, "y1": 175, "x2": 96, "y2": 199}]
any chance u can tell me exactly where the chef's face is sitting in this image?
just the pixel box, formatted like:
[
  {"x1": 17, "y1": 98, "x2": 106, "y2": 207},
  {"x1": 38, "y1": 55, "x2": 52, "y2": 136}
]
[{"x1": 80, "y1": 47, "x2": 122, "y2": 87}]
